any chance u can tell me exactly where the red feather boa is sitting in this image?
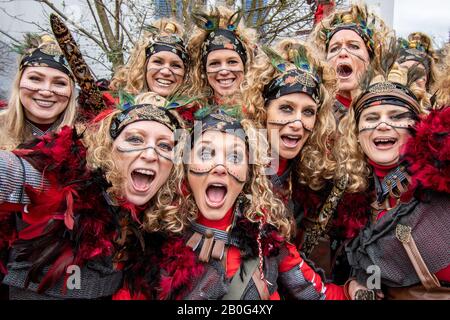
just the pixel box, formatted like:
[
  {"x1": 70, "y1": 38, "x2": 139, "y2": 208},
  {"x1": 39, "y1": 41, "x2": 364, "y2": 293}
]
[
  {"x1": 334, "y1": 192, "x2": 371, "y2": 239},
  {"x1": 0, "y1": 127, "x2": 142, "y2": 293},
  {"x1": 402, "y1": 107, "x2": 450, "y2": 194},
  {"x1": 157, "y1": 237, "x2": 205, "y2": 300}
]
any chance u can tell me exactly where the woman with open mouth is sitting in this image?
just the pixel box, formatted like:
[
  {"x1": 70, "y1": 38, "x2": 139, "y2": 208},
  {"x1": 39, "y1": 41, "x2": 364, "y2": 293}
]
[
  {"x1": 183, "y1": 7, "x2": 256, "y2": 108},
  {"x1": 397, "y1": 32, "x2": 439, "y2": 110},
  {"x1": 309, "y1": 3, "x2": 389, "y2": 121},
  {"x1": 110, "y1": 19, "x2": 188, "y2": 98},
  {"x1": 0, "y1": 34, "x2": 77, "y2": 150},
  {"x1": 243, "y1": 39, "x2": 365, "y2": 288},
  {"x1": 118, "y1": 108, "x2": 349, "y2": 300},
  {"x1": 0, "y1": 93, "x2": 186, "y2": 299},
  {"x1": 334, "y1": 48, "x2": 450, "y2": 299}
]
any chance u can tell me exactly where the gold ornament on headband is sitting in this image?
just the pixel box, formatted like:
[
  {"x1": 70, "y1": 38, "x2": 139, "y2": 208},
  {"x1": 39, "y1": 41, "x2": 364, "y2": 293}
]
[
  {"x1": 387, "y1": 64, "x2": 407, "y2": 85},
  {"x1": 40, "y1": 34, "x2": 55, "y2": 44},
  {"x1": 164, "y1": 22, "x2": 176, "y2": 34},
  {"x1": 341, "y1": 14, "x2": 354, "y2": 24}
]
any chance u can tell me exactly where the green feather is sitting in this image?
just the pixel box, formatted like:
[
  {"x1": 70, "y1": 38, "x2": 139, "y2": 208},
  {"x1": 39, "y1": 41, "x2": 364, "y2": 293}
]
[
  {"x1": 261, "y1": 45, "x2": 287, "y2": 73},
  {"x1": 164, "y1": 92, "x2": 199, "y2": 110},
  {"x1": 293, "y1": 44, "x2": 310, "y2": 72},
  {"x1": 191, "y1": 9, "x2": 220, "y2": 31},
  {"x1": 12, "y1": 33, "x2": 41, "y2": 55}
]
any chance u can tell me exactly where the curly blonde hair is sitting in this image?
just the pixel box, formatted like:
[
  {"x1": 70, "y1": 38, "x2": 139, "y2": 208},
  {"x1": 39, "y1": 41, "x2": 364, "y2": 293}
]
[
  {"x1": 0, "y1": 67, "x2": 77, "y2": 151},
  {"x1": 110, "y1": 18, "x2": 185, "y2": 95},
  {"x1": 404, "y1": 32, "x2": 439, "y2": 92},
  {"x1": 182, "y1": 6, "x2": 257, "y2": 104},
  {"x1": 434, "y1": 46, "x2": 450, "y2": 109},
  {"x1": 308, "y1": 2, "x2": 391, "y2": 63},
  {"x1": 334, "y1": 107, "x2": 371, "y2": 193},
  {"x1": 334, "y1": 69, "x2": 429, "y2": 193},
  {"x1": 163, "y1": 118, "x2": 292, "y2": 239},
  {"x1": 83, "y1": 92, "x2": 188, "y2": 235},
  {"x1": 241, "y1": 39, "x2": 338, "y2": 190}
]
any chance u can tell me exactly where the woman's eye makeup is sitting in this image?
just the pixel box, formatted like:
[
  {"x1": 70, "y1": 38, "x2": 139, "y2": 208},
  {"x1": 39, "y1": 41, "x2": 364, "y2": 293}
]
[
  {"x1": 227, "y1": 150, "x2": 243, "y2": 164},
  {"x1": 125, "y1": 135, "x2": 144, "y2": 144},
  {"x1": 158, "y1": 141, "x2": 174, "y2": 151}
]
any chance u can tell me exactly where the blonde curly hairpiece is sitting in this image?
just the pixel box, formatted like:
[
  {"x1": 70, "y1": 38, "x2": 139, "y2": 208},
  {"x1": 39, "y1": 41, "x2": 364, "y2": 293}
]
[
  {"x1": 83, "y1": 92, "x2": 188, "y2": 235},
  {"x1": 110, "y1": 18, "x2": 185, "y2": 95},
  {"x1": 161, "y1": 117, "x2": 292, "y2": 239},
  {"x1": 181, "y1": 6, "x2": 257, "y2": 104},
  {"x1": 242, "y1": 39, "x2": 338, "y2": 190}
]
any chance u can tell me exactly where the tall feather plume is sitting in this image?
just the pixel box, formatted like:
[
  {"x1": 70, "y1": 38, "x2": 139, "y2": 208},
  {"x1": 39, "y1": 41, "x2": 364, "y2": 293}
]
[
  {"x1": 358, "y1": 58, "x2": 377, "y2": 93},
  {"x1": 12, "y1": 33, "x2": 42, "y2": 55},
  {"x1": 261, "y1": 45, "x2": 287, "y2": 73},
  {"x1": 191, "y1": 8, "x2": 220, "y2": 31},
  {"x1": 378, "y1": 36, "x2": 401, "y2": 79},
  {"x1": 226, "y1": 9, "x2": 243, "y2": 32},
  {"x1": 406, "y1": 63, "x2": 427, "y2": 87},
  {"x1": 293, "y1": 43, "x2": 312, "y2": 73}
]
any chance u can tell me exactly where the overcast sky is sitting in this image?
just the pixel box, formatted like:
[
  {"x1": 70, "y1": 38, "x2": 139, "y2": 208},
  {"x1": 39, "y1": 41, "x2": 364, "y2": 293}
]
[{"x1": 393, "y1": 0, "x2": 450, "y2": 47}]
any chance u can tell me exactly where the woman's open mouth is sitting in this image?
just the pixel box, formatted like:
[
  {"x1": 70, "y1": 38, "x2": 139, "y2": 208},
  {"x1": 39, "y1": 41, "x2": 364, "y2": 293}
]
[
  {"x1": 131, "y1": 169, "x2": 155, "y2": 192},
  {"x1": 205, "y1": 183, "x2": 228, "y2": 208},
  {"x1": 336, "y1": 63, "x2": 353, "y2": 79},
  {"x1": 373, "y1": 137, "x2": 398, "y2": 150},
  {"x1": 281, "y1": 134, "x2": 301, "y2": 148}
]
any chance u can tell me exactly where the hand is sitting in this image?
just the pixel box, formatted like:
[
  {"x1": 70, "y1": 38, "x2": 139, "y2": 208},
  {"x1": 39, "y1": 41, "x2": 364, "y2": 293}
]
[{"x1": 348, "y1": 280, "x2": 384, "y2": 300}]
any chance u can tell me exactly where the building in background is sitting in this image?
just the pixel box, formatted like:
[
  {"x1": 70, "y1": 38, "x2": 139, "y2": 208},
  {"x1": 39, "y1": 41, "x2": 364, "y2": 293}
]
[{"x1": 154, "y1": 0, "x2": 183, "y2": 20}]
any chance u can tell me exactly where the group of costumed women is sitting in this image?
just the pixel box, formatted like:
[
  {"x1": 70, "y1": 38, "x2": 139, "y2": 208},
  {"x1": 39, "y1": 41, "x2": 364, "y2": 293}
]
[{"x1": 0, "y1": 3, "x2": 448, "y2": 300}]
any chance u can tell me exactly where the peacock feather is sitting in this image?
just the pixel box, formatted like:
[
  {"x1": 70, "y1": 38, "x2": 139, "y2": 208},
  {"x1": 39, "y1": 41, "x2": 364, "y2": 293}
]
[
  {"x1": 192, "y1": 8, "x2": 220, "y2": 31},
  {"x1": 261, "y1": 45, "x2": 287, "y2": 73},
  {"x1": 227, "y1": 9, "x2": 243, "y2": 32}
]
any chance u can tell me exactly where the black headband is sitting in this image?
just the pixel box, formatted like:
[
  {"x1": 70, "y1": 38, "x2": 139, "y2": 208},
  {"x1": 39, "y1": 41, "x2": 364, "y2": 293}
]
[
  {"x1": 146, "y1": 35, "x2": 188, "y2": 67},
  {"x1": 192, "y1": 110, "x2": 246, "y2": 143},
  {"x1": 326, "y1": 24, "x2": 375, "y2": 59},
  {"x1": 397, "y1": 47, "x2": 431, "y2": 75},
  {"x1": 201, "y1": 29, "x2": 247, "y2": 66},
  {"x1": 263, "y1": 69, "x2": 321, "y2": 104},
  {"x1": 20, "y1": 47, "x2": 73, "y2": 80},
  {"x1": 110, "y1": 104, "x2": 182, "y2": 139},
  {"x1": 354, "y1": 82, "x2": 421, "y2": 122}
]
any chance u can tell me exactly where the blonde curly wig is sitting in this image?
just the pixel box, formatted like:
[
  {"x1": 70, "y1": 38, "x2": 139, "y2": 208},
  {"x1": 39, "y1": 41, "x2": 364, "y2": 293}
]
[
  {"x1": 241, "y1": 39, "x2": 338, "y2": 191},
  {"x1": 434, "y1": 46, "x2": 450, "y2": 109},
  {"x1": 0, "y1": 36, "x2": 77, "y2": 151},
  {"x1": 110, "y1": 18, "x2": 186, "y2": 95},
  {"x1": 308, "y1": 2, "x2": 391, "y2": 62},
  {"x1": 163, "y1": 118, "x2": 292, "y2": 240},
  {"x1": 334, "y1": 64, "x2": 428, "y2": 193},
  {"x1": 83, "y1": 92, "x2": 188, "y2": 235},
  {"x1": 182, "y1": 6, "x2": 257, "y2": 105},
  {"x1": 401, "y1": 32, "x2": 439, "y2": 92}
]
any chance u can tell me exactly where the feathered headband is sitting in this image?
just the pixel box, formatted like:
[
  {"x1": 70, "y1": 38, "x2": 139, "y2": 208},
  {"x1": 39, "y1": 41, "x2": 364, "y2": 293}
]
[
  {"x1": 17, "y1": 34, "x2": 73, "y2": 80},
  {"x1": 192, "y1": 9, "x2": 247, "y2": 66},
  {"x1": 397, "y1": 37, "x2": 431, "y2": 75},
  {"x1": 321, "y1": 11, "x2": 375, "y2": 58},
  {"x1": 192, "y1": 107, "x2": 246, "y2": 142},
  {"x1": 262, "y1": 44, "x2": 321, "y2": 105},
  {"x1": 109, "y1": 93, "x2": 192, "y2": 139},
  {"x1": 145, "y1": 24, "x2": 189, "y2": 66},
  {"x1": 354, "y1": 39, "x2": 423, "y2": 121}
]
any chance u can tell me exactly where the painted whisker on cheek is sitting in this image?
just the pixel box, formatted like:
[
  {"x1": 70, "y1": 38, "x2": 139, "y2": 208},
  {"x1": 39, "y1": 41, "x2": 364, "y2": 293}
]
[
  {"x1": 267, "y1": 119, "x2": 314, "y2": 133},
  {"x1": 358, "y1": 122, "x2": 414, "y2": 134},
  {"x1": 116, "y1": 145, "x2": 174, "y2": 162},
  {"x1": 189, "y1": 163, "x2": 246, "y2": 184}
]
